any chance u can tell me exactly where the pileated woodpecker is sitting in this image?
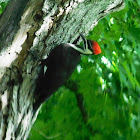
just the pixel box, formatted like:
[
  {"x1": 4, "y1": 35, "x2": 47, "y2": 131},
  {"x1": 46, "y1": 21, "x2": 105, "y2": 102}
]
[{"x1": 33, "y1": 33, "x2": 101, "y2": 111}]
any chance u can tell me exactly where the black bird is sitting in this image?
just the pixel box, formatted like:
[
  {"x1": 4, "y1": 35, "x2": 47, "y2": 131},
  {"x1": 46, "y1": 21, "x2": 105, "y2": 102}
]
[{"x1": 33, "y1": 33, "x2": 101, "y2": 111}]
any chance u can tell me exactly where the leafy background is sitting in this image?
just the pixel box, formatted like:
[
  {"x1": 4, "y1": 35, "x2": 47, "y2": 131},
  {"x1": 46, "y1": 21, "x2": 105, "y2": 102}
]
[{"x1": 1, "y1": 0, "x2": 140, "y2": 139}]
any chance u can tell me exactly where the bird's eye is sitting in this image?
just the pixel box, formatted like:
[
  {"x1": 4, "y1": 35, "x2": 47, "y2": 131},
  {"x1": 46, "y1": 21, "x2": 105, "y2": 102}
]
[{"x1": 87, "y1": 40, "x2": 93, "y2": 51}]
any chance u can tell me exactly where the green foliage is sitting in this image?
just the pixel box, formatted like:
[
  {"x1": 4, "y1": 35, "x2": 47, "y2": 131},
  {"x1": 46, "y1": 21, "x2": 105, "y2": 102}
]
[
  {"x1": 0, "y1": 1, "x2": 8, "y2": 14},
  {"x1": 28, "y1": 1, "x2": 140, "y2": 139}
]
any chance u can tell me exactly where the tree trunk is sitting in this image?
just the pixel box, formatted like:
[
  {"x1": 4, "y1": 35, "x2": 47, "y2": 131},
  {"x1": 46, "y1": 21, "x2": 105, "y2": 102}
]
[{"x1": 0, "y1": 0, "x2": 124, "y2": 139}]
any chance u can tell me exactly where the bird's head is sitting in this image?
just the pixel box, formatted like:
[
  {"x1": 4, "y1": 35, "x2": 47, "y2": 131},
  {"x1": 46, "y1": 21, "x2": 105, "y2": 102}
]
[
  {"x1": 69, "y1": 33, "x2": 102, "y2": 55},
  {"x1": 87, "y1": 40, "x2": 102, "y2": 55},
  {"x1": 76, "y1": 33, "x2": 102, "y2": 55}
]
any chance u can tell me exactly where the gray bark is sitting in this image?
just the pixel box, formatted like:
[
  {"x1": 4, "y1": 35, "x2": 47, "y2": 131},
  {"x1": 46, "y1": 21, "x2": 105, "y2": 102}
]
[{"x1": 0, "y1": 0, "x2": 124, "y2": 139}]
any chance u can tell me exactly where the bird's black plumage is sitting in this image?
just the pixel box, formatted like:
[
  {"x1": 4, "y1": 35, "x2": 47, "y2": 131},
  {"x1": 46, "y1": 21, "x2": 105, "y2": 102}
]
[
  {"x1": 34, "y1": 43, "x2": 81, "y2": 110},
  {"x1": 32, "y1": 33, "x2": 102, "y2": 112}
]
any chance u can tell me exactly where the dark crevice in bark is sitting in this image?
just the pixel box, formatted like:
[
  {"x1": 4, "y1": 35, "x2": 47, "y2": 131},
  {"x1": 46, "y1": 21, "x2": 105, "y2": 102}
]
[
  {"x1": 109, "y1": 0, "x2": 124, "y2": 11},
  {"x1": 2, "y1": 90, "x2": 12, "y2": 139},
  {"x1": 0, "y1": 0, "x2": 29, "y2": 51}
]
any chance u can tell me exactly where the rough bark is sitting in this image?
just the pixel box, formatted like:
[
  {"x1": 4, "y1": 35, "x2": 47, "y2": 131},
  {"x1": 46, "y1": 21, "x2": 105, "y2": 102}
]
[{"x1": 0, "y1": 0, "x2": 124, "y2": 139}]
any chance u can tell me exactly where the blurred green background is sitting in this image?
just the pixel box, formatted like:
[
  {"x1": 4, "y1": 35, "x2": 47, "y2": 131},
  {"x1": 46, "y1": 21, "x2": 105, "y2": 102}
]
[{"x1": 1, "y1": 0, "x2": 140, "y2": 139}]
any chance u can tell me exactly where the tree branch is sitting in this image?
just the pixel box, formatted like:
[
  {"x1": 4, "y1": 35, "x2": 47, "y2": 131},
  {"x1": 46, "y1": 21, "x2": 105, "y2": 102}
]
[{"x1": 64, "y1": 81, "x2": 100, "y2": 136}]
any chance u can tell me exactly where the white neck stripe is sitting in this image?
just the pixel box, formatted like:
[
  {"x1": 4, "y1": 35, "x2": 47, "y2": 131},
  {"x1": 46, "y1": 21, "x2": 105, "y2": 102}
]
[{"x1": 67, "y1": 43, "x2": 93, "y2": 55}]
